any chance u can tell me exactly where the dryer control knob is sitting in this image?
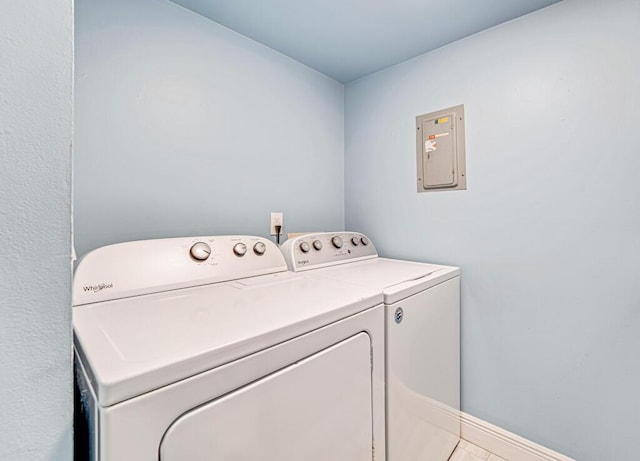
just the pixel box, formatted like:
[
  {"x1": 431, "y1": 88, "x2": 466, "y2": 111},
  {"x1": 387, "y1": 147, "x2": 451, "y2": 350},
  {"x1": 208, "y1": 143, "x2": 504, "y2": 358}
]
[
  {"x1": 351, "y1": 237, "x2": 359, "y2": 246},
  {"x1": 331, "y1": 236, "x2": 343, "y2": 249},
  {"x1": 299, "y1": 241, "x2": 310, "y2": 253},
  {"x1": 360, "y1": 236, "x2": 369, "y2": 246},
  {"x1": 253, "y1": 242, "x2": 267, "y2": 255},
  {"x1": 313, "y1": 240, "x2": 323, "y2": 251},
  {"x1": 190, "y1": 242, "x2": 212, "y2": 261},
  {"x1": 233, "y1": 243, "x2": 247, "y2": 257}
]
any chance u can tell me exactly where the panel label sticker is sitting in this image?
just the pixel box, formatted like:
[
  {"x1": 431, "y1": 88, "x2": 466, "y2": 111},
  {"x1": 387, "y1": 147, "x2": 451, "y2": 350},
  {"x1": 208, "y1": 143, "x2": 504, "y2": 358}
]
[{"x1": 425, "y1": 139, "x2": 438, "y2": 152}]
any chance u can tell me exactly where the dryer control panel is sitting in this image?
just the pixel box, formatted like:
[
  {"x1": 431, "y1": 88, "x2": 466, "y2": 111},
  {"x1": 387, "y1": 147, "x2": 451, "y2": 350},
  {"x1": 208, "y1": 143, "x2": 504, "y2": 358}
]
[
  {"x1": 280, "y1": 232, "x2": 378, "y2": 272},
  {"x1": 73, "y1": 236, "x2": 287, "y2": 306}
]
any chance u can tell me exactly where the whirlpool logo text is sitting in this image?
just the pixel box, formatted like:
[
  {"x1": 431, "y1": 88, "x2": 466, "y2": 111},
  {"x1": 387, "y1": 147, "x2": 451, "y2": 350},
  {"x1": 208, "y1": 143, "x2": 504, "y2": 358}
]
[{"x1": 83, "y1": 283, "x2": 114, "y2": 293}]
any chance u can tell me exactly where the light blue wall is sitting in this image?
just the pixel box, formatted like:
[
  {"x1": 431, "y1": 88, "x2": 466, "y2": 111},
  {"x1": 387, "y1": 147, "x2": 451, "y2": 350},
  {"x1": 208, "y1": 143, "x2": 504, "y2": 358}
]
[
  {"x1": 345, "y1": 0, "x2": 640, "y2": 459},
  {"x1": 74, "y1": 0, "x2": 345, "y2": 257},
  {"x1": 0, "y1": 1, "x2": 73, "y2": 460}
]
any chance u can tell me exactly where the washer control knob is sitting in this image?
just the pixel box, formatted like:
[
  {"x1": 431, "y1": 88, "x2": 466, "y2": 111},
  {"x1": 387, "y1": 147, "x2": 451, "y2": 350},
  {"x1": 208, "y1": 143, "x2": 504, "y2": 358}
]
[
  {"x1": 312, "y1": 240, "x2": 323, "y2": 251},
  {"x1": 299, "y1": 241, "x2": 310, "y2": 253},
  {"x1": 233, "y1": 243, "x2": 247, "y2": 257},
  {"x1": 331, "y1": 236, "x2": 343, "y2": 249},
  {"x1": 253, "y1": 242, "x2": 267, "y2": 256},
  {"x1": 351, "y1": 237, "x2": 359, "y2": 246},
  {"x1": 360, "y1": 236, "x2": 369, "y2": 246},
  {"x1": 190, "y1": 242, "x2": 211, "y2": 261}
]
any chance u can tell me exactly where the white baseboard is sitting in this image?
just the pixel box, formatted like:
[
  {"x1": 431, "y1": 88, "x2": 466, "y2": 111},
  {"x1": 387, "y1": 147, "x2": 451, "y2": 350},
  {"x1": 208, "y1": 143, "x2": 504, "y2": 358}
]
[{"x1": 460, "y1": 412, "x2": 574, "y2": 461}]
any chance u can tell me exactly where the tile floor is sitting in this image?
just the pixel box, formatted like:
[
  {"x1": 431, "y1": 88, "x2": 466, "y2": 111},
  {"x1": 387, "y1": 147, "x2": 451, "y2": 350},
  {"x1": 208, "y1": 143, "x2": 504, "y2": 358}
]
[{"x1": 448, "y1": 440, "x2": 508, "y2": 461}]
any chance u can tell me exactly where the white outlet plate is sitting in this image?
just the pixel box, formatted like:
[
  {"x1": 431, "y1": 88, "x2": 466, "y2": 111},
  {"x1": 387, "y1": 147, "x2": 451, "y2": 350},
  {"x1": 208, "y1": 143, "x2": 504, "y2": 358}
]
[{"x1": 270, "y1": 212, "x2": 283, "y2": 236}]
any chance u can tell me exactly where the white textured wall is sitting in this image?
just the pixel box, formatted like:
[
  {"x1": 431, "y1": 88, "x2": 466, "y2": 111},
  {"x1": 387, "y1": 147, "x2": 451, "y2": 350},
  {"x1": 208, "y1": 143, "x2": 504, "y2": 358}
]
[
  {"x1": 345, "y1": 0, "x2": 640, "y2": 459},
  {"x1": 74, "y1": 0, "x2": 345, "y2": 257},
  {"x1": 0, "y1": 1, "x2": 74, "y2": 460}
]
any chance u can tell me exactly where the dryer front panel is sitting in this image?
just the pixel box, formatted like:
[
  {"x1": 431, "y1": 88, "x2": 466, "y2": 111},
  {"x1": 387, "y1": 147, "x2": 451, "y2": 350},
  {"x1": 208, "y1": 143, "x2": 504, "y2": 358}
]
[{"x1": 160, "y1": 332, "x2": 374, "y2": 461}]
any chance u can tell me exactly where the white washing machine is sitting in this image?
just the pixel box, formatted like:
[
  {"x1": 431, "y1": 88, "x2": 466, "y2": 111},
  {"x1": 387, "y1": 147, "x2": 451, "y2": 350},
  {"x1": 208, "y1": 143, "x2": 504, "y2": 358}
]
[
  {"x1": 73, "y1": 235, "x2": 386, "y2": 461},
  {"x1": 280, "y1": 232, "x2": 460, "y2": 461}
]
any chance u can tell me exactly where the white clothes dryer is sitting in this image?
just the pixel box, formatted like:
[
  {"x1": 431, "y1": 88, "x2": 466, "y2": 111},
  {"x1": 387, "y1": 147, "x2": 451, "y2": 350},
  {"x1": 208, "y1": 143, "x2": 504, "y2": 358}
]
[
  {"x1": 73, "y1": 235, "x2": 386, "y2": 461},
  {"x1": 280, "y1": 232, "x2": 460, "y2": 461}
]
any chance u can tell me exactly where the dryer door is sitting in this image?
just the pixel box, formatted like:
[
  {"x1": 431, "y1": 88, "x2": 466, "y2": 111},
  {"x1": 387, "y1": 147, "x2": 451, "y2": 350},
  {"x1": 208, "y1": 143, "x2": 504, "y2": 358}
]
[{"x1": 160, "y1": 332, "x2": 374, "y2": 461}]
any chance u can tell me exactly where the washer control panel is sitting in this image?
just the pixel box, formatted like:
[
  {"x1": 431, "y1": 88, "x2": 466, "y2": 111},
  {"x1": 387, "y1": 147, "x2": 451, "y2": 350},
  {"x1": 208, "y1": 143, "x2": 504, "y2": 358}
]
[
  {"x1": 73, "y1": 236, "x2": 287, "y2": 306},
  {"x1": 280, "y1": 232, "x2": 378, "y2": 272}
]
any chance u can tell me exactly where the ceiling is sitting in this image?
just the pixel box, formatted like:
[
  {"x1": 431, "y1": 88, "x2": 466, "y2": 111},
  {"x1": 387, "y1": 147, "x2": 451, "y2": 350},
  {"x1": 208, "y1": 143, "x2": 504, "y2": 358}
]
[{"x1": 170, "y1": 0, "x2": 562, "y2": 83}]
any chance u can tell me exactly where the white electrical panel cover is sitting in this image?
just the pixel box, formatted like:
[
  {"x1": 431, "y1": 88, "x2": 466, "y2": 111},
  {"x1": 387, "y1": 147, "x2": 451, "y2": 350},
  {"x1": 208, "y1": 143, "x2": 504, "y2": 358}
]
[{"x1": 416, "y1": 105, "x2": 466, "y2": 192}]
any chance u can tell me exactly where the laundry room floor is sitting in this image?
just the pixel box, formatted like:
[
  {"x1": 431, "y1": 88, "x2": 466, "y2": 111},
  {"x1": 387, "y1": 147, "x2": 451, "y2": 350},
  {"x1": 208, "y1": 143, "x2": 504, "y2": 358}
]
[{"x1": 449, "y1": 440, "x2": 508, "y2": 461}]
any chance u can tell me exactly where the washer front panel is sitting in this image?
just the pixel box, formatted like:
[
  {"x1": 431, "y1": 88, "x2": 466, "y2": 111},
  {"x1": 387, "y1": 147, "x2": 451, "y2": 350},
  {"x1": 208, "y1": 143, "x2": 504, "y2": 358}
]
[
  {"x1": 161, "y1": 333, "x2": 373, "y2": 461},
  {"x1": 386, "y1": 277, "x2": 460, "y2": 460}
]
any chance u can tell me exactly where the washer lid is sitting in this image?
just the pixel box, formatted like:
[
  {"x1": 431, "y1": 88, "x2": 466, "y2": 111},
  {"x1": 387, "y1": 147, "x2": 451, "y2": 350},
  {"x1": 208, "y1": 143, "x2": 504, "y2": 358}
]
[
  {"x1": 73, "y1": 272, "x2": 382, "y2": 407},
  {"x1": 303, "y1": 258, "x2": 460, "y2": 304}
]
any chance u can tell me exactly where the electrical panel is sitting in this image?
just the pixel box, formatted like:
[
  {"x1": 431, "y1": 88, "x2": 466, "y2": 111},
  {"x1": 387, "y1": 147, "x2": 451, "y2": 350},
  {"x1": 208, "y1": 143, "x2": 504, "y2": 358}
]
[{"x1": 416, "y1": 104, "x2": 466, "y2": 192}]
